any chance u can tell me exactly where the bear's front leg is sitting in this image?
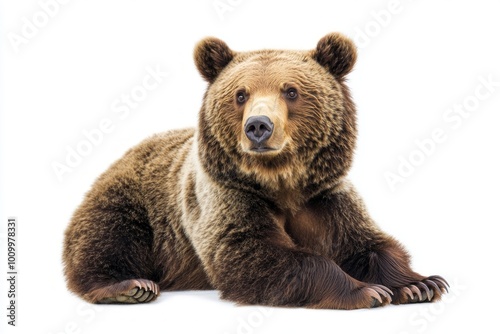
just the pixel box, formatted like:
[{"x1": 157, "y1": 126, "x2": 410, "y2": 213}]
[
  {"x1": 322, "y1": 182, "x2": 449, "y2": 305},
  {"x1": 188, "y1": 188, "x2": 392, "y2": 310}
]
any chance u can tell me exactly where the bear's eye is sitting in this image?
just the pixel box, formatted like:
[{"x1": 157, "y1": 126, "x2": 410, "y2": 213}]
[
  {"x1": 285, "y1": 88, "x2": 298, "y2": 100},
  {"x1": 236, "y1": 91, "x2": 248, "y2": 104}
]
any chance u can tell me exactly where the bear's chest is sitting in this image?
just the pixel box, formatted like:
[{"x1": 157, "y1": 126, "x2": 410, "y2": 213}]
[{"x1": 279, "y1": 207, "x2": 334, "y2": 257}]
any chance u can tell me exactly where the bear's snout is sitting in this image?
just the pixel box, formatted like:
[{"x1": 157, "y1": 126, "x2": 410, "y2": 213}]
[
  {"x1": 244, "y1": 116, "x2": 274, "y2": 147},
  {"x1": 240, "y1": 95, "x2": 288, "y2": 155}
]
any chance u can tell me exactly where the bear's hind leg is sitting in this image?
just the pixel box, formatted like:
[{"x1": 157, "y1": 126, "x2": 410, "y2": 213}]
[{"x1": 63, "y1": 175, "x2": 160, "y2": 304}]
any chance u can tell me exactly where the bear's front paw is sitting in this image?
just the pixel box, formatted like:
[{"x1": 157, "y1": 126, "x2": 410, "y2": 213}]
[
  {"x1": 392, "y1": 275, "x2": 449, "y2": 304},
  {"x1": 311, "y1": 283, "x2": 393, "y2": 309}
]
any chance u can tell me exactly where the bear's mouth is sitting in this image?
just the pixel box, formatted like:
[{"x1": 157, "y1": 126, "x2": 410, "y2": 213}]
[
  {"x1": 250, "y1": 146, "x2": 276, "y2": 153},
  {"x1": 242, "y1": 139, "x2": 288, "y2": 156}
]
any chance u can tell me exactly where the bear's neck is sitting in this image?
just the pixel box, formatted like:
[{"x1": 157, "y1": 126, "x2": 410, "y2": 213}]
[{"x1": 270, "y1": 185, "x2": 305, "y2": 214}]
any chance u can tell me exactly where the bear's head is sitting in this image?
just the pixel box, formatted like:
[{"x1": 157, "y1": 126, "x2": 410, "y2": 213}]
[{"x1": 194, "y1": 33, "x2": 357, "y2": 204}]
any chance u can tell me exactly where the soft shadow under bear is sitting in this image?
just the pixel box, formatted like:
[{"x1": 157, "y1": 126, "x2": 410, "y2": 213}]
[{"x1": 63, "y1": 33, "x2": 448, "y2": 309}]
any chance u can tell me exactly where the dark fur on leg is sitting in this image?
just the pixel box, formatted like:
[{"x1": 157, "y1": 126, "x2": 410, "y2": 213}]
[
  {"x1": 313, "y1": 184, "x2": 449, "y2": 305},
  {"x1": 63, "y1": 173, "x2": 159, "y2": 302}
]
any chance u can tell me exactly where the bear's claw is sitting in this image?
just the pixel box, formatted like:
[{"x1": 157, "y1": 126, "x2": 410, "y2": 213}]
[
  {"x1": 396, "y1": 275, "x2": 449, "y2": 304},
  {"x1": 363, "y1": 284, "x2": 393, "y2": 308},
  {"x1": 429, "y1": 275, "x2": 449, "y2": 293}
]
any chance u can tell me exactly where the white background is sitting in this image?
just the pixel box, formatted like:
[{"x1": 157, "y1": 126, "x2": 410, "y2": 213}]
[{"x1": 1, "y1": 0, "x2": 499, "y2": 333}]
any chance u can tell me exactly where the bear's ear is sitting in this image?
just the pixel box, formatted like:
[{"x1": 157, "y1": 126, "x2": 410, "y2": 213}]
[
  {"x1": 311, "y1": 33, "x2": 357, "y2": 78},
  {"x1": 194, "y1": 37, "x2": 235, "y2": 83}
]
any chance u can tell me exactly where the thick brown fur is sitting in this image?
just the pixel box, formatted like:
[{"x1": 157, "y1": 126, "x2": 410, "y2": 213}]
[{"x1": 63, "y1": 33, "x2": 448, "y2": 309}]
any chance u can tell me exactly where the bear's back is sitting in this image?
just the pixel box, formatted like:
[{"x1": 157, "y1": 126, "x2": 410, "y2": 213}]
[{"x1": 138, "y1": 128, "x2": 196, "y2": 223}]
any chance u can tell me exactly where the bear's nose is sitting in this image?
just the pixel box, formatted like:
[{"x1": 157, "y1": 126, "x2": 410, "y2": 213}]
[{"x1": 244, "y1": 116, "x2": 274, "y2": 145}]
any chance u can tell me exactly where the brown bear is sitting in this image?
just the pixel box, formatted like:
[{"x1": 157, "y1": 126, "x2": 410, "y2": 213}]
[{"x1": 63, "y1": 32, "x2": 448, "y2": 309}]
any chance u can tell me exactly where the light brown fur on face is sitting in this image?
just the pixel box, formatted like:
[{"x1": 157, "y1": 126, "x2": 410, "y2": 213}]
[
  {"x1": 240, "y1": 94, "x2": 289, "y2": 154},
  {"x1": 63, "y1": 33, "x2": 448, "y2": 309}
]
